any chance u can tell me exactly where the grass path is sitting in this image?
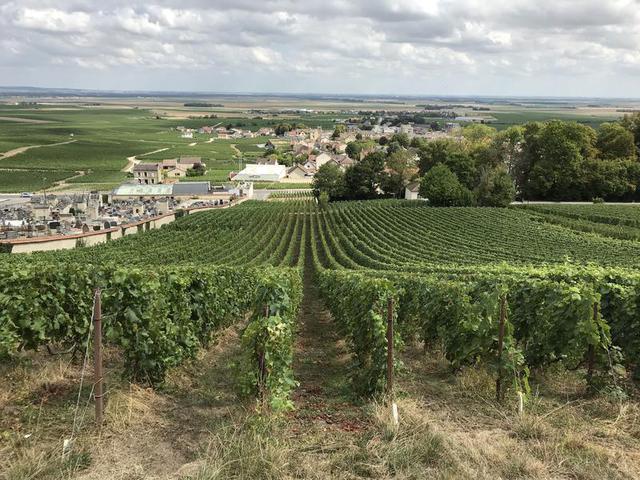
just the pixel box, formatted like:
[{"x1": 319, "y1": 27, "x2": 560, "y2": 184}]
[
  {"x1": 48, "y1": 171, "x2": 86, "y2": 191},
  {"x1": 0, "y1": 139, "x2": 77, "y2": 160},
  {"x1": 288, "y1": 244, "x2": 370, "y2": 443}
]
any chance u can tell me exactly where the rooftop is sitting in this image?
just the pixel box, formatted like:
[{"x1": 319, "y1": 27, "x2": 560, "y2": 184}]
[
  {"x1": 133, "y1": 163, "x2": 160, "y2": 172},
  {"x1": 112, "y1": 184, "x2": 173, "y2": 196},
  {"x1": 172, "y1": 182, "x2": 211, "y2": 195},
  {"x1": 406, "y1": 181, "x2": 421, "y2": 192}
]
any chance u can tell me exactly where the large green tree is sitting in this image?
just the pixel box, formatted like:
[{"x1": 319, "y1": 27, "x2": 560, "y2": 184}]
[
  {"x1": 312, "y1": 163, "x2": 346, "y2": 200},
  {"x1": 462, "y1": 124, "x2": 497, "y2": 145},
  {"x1": 417, "y1": 139, "x2": 477, "y2": 189},
  {"x1": 597, "y1": 122, "x2": 637, "y2": 160},
  {"x1": 419, "y1": 164, "x2": 474, "y2": 207},
  {"x1": 390, "y1": 132, "x2": 410, "y2": 148},
  {"x1": 344, "y1": 152, "x2": 386, "y2": 199},
  {"x1": 620, "y1": 112, "x2": 640, "y2": 153},
  {"x1": 274, "y1": 123, "x2": 293, "y2": 136},
  {"x1": 522, "y1": 120, "x2": 597, "y2": 200},
  {"x1": 331, "y1": 124, "x2": 347, "y2": 139},
  {"x1": 578, "y1": 158, "x2": 640, "y2": 201},
  {"x1": 475, "y1": 166, "x2": 515, "y2": 207},
  {"x1": 345, "y1": 141, "x2": 362, "y2": 160}
]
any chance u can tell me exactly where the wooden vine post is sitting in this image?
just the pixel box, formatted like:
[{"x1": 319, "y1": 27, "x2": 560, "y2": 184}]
[
  {"x1": 586, "y1": 301, "x2": 598, "y2": 389},
  {"x1": 386, "y1": 296, "x2": 394, "y2": 398},
  {"x1": 257, "y1": 304, "x2": 269, "y2": 402},
  {"x1": 93, "y1": 288, "x2": 104, "y2": 426},
  {"x1": 496, "y1": 294, "x2": 507, "y2": 403}
]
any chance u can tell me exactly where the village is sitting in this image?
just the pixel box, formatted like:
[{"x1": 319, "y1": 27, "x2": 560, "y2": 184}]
[
  {"x1": 175, "y1": 111, "x2": 464, "y2": 185},
  {"x1": 0, "y1": 112, "x2": 467, "y2": 243}
]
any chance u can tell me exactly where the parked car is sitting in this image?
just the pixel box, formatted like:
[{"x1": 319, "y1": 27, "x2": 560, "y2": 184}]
[{"x1": 20, "y1": 192, "x2": 33, "y2": 198}]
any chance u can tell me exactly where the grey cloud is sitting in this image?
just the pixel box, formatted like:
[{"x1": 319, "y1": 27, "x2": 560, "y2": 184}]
[{"x1": 0, "y1": 0, "x2": 639, "y2": 96}]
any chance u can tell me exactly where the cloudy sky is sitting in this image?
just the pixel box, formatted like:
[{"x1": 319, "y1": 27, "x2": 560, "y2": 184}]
[{"x1": 1, "y1": 0, "x2": 639, "y2": 97}]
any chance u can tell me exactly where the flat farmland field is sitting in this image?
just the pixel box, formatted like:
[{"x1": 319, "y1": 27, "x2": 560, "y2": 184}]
[
  {"x1": 0, "y1": 96, "x2": 634, "y2": 192},
  {"x1": 66, "y1": 170, "x2": 129, "y2": 184},
  {"x1": 0, "y1": 105, "x2": 277, "y2": 192},
  {"x1": 0, "y1": 169, "x2": 75, "y2": 192}
]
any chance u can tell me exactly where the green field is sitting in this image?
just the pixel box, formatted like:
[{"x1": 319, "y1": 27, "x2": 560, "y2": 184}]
[
  {"x1": 0, "y1": 107, "x2": 275, "y2": 192},
  {"x1": 66, "y1": 170, "x2": 129, "y2": 184},
  {"x1": 489, "y1": 109, "x2": 620, "y2": 129},
  {"x1": 0, "y1": 98, "x2": 629, "y2": 192},
  {"x1": 0, "y1": 169, "x2": 75, "y2": 193}
]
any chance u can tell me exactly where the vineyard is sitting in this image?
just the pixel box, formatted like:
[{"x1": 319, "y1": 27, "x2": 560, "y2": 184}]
[
  {"x1": 2, "y1": 200, "x2": 640, "y2": 477},
  {"x1": 0, "y1": 107, "x2": 276, "y2": 192},
  {"x1": 3, "y1": 200, "x2": 640, "y2": 399}
]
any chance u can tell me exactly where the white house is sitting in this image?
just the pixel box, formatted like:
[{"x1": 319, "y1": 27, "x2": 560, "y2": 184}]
[
  {"x1": 286, "y1": 165, "x2": 314, "y2": 182},
  {"x1": 404, "y1": 181, "x2": 421, "y2": 200},
  {"x1": 1, "y1": 219, "x2": 27, "y2": 228},
  {"x1": 233, "y1": 164, "x2": 287, "y2": 182},
  {"x1": 315, "y1": 152, "x2": 332, "y2": 168},
  {"x1": 399, "y1": 124, "x2": 414, "y2": 136}
]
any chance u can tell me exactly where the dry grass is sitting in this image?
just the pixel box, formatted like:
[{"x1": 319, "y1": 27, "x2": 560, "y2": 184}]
[{"x1": 2, "y1": 332, "x2": 640, "y2": 479}]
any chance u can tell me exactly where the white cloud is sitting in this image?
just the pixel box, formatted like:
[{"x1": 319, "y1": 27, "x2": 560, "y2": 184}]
[
  {"x1": 0, "y1": 0, "x2": 639, "y2": 96},
  {"x1": 251, "y1": 47, "x2": 281, "y2": 65},
  {"x1": 15, "y1": 8, "x2": 91, "y2": 33}
]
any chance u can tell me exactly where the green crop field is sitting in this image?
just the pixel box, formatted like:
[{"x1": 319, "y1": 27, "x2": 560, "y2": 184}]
[
  {"x1": 0, "y1": 169, "x2": 75, "y2": 193},
  {"x1": 489, "y1": 109, "x2": 620, "y2": 129},
  {"x1": 516, "y1": 203, "x2": 640, "y2": 241},
  {"x1": 4, "y1": 200, "x2": 640, "y2": 384},
  {"x1": 66, "y1": 170, "x2": 129, "y2": 184},
  {"x1": 0, "y1": 106, "x2": 277, "y2": 192}
]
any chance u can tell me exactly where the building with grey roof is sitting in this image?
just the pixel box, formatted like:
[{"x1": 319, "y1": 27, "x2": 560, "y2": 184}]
[{"x1": 110, "y1": 181, "x2": 221, "y2": 200}]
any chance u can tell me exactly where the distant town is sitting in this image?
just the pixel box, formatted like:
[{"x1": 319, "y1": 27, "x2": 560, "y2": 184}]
[{"x1": 0, "y1": 111, "x2": 466, "y2": 243}]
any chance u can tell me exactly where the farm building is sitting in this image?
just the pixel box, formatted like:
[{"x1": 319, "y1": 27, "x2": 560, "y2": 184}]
[
  {"x1": 232, "y1": 164, "x2": 287, "y2": 182},
  {"x1": 315, "y1": 153, "x2": 332, "y2": 169},
  {"x1": 110, "y1": 181, "x2": 252, "y2": 202},
  {"x1": 286, "y1": 165, "x2": 314, "y2": 181},
  {"x1": 133, "y1": 163, "x2": 162, "y2": 185},
  {"x1": 405, "y1": 181, "x2": 421, "y2": 200},
  {"x1": 111, "y1": 182, "x2": 211, "y2": 200}
]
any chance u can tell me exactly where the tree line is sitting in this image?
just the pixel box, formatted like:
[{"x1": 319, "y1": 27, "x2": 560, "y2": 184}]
[{"x1": 313, "y1": 113, "x2": 640, "y2": 206}]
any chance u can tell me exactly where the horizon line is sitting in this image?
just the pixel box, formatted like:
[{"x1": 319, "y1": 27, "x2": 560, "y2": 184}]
[{"x1": 2, "y1": 85, "x2": 640, "y2": 101}]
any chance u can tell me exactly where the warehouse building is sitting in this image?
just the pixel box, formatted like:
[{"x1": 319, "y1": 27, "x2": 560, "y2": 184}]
[
  {"x1": 231, "y1": 164, "x2": 287, "y2": 182},
  {"x1": 110, "y1": 182, "x2": 212, "y2": 200}
]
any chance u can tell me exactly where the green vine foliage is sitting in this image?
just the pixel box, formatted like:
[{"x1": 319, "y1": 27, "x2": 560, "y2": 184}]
[
  {"x1": 0, "y1": 264, "x2": 96, "y2": 356},
  {"x1": 0, "y1": 263, "x2": 301, "y2": 398},
  {"x1": 240, "y1": 268, "x2": 303, "y2": 410},
  {"x1": 4, "y1": 201, "x2": 640, "y2": 408},
  {"x1": 318, "y1": 270, "x2": 399, "y2": 397}
]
